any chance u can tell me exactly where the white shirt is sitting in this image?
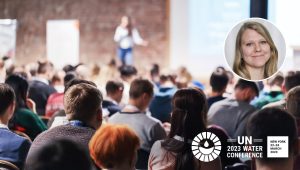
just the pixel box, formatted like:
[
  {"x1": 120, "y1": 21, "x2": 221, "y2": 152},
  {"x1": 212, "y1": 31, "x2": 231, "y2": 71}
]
[
  {"x1": 31, "y1": 77, "x2": 49, "y2": 85},
  {"x1": 0, "y1": 123, "x2": 9, "y2": 129},
  {"x1": 114, "y1": 26, "x2": 144, "y2": 49}
]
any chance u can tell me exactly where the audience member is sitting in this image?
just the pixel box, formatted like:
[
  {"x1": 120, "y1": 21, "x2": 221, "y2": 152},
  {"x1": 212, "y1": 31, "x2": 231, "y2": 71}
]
[
  {"x1": 176, "y1": 66, "x2": 192, "y2": 89},
  {"x1": 0, "y1": 59, "x2": 6, "y2": 83},
  {"x1": 286, "y1": 86, "x2": 300, "y2": 170},
  {"x1": 207, "y1": 125, "x2": 241, "y2": 169},
  {"x1": 25, "y1": 139, "x2": 92, "y2": 170},
  {"x1": 149, "y1": 74, "x2": 177, "y2": 123},
  {"x1": 89, "y1": 124, "x2": 140, "y2": 170},
  {"x1": 98, "y1": 59, "x2": 120, "y2": 88},
  {"x1": 287, "y1": 86, "x2": 300, "y2": 131},
  {"x1": 0, "y1": 83, "x2": 31, "y2": 169},
  {"x1": 148, "y1": 88, "x2": 221, "y2": 170},
  {"x1": 47, "y1": 79, "x2": 97, "y2": 128},
  {"x1": 263, "y1": 71, "x2": 300, "y2": 109},
  {"x1": 50, "y1": 70, "x2": 65, "y2": 93},
  {"x1": 109, "y1": 78, "x2": 166, "y2": 169},
  {"x1": 150, "y1": 63, "x2": 160, "y2": 86},
  {"x1": 5, "y1": 74, "x2": 47, "y2": 140},
  {"x1": 90, "y1": 63, "x2": 101, "y2": 86},
  {"x1": 208, "y1": 79, "x2": 258, "y2": 138},
  {"x1": 29, "y1": 61, "x2": 56, "y2": 115},
  {"x1": 253, "y1": 73, "x2": 284, "y2": 108},
  {"x1": 207, "y1": 70, "x2": 229, "y2": 109},
  {"x1": 102, "y1": 80, "x2": 124, "y2": 118},
  {"x1": 247, "y1": 108, "x2": 298, "y2": 170},
  {"x1": 45, "y1": 72, "x2": 77, "y2": 118},
  {"x1": 119, "y1": 65, "x2": 138, "y2": 105},
  {"x1": 26, "y1": 83, "x2": 103, "y2": 159}
]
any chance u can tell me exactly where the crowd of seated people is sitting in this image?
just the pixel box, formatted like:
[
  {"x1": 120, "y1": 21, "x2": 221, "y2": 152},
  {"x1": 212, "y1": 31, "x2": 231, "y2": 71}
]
[{"x1": 1, "y1": 56, "x2": 300, "y2": 170}]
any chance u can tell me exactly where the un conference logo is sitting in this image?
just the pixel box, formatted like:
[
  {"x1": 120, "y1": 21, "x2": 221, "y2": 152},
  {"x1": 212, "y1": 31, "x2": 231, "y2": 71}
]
[{"x1": 192, "y1": 132, "x2": 221, "y2": 162}]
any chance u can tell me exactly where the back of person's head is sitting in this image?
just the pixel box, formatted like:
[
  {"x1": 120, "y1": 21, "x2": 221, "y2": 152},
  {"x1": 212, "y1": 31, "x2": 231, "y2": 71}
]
[
  {"x1": 287, "y1": 86, "x2": 300, "y2": 118},
  {"x1": 235, "y1": 79, "x2": 259, "y2": 97},
  {"x1": 247, "y1": 108, "x2": 297, "y2": 165},
  {"x1": 25, "y1": 139, "x2": 92, "y2": 170},
  {"x1": 150, "y1": 64, "x2": 159, "y2": 76},
  {"x1": 64, "y1": 78, "x2": 96, "y2": 93},
  {"x1": 64, "y1": 83, "x2": 103, "y2": 123},
  {"x1": 284, "y1": 71, "x2": 300, "y2": 92},
  {"x1": 129, "y1": 78, "x2": 153, "y2": 99},
  {"x1": 91, "y1": 63, "x2": 101, "y2": 76},
  {"x1": 62, "y1": 64, "x2": 76, "y2": 73},
  {"x1": 168, "y1": 88, "x2": 207, "y2": 141},
  {"x1": 89, "y1": 124, "x2": 140, "y2": 169},
  {"x1": 268, "y1": 72, "x2": 284, "y2": 87},
  {"x1": 105, "y1": 80, "x2": 124, "y2": 95},
  {"x1": 37, "y1": 61, "x2": 53, "y2": 75},
  {"x1": 0, "y1": 83, "x2": 15, "y2": 116},
  {"x1": 5, "y1": 74, "x2": 29, "y2": 110},
  {"x1": 159, "y1": 73, "x2": 175, "y2": 85},
  {"x1": 210, "y1": 70, "x2": 229, "y2": 93},
  {"x1": 51, "y1": 71, "x2": 65, "y2": 85},
  {"x1": 63, "y1": 72, "x2": 77, "y2": 88},
  {"x1": 162, "y1": 88, "x2": 207, "y2": 170},
  {"x1": 119, "y1": 65, "x2": 137, "y2": 77}
]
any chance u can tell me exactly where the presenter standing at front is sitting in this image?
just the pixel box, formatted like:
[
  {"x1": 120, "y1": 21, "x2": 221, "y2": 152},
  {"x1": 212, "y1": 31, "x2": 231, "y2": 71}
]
[{"x1": 114, "y1": 15, "x2": 148, "y2": 66}]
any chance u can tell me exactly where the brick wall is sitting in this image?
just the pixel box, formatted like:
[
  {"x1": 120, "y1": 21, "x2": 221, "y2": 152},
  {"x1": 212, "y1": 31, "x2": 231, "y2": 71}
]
[{"x1": 0, "y1": 0, "x2": 169, "y2": 70}]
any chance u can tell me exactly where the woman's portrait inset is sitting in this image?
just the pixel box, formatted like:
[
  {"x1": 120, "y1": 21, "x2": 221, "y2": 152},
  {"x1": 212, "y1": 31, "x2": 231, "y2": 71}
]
[{"x1": 225, "y1": 18, "x2": 286, "y2": 81}]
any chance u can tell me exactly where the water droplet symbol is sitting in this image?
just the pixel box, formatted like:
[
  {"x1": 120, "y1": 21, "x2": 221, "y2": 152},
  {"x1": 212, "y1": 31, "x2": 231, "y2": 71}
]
[{"x1": 204, "y1": 141, "x2": 209, "y2": 147}]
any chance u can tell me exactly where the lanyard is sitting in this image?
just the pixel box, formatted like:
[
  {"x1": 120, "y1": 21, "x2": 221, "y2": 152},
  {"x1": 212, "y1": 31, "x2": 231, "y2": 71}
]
[{"x1": 69, "y1": 120, "x2": 95, "y2": 130}]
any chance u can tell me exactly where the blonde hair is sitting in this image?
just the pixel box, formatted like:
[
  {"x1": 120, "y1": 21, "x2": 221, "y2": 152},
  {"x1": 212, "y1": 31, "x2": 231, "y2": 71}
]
[
  {"x1": 89, "y1": 124, "x2": 140, "y2": 169},
  {"x1": 233, "y1": 21, "x2": 278, "y2": 79}
]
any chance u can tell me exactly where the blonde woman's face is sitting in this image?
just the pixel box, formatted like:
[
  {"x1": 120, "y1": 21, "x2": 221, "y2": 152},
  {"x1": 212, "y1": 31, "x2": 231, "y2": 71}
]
[{"x1": 241, "y1": 29, "x2": 271, "y2": 69}]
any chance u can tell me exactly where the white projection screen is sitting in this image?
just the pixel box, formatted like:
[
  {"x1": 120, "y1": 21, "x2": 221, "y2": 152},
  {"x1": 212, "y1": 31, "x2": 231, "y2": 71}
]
[{"x1": 47, "y1": 20, "x2": 79, "y2": 68}]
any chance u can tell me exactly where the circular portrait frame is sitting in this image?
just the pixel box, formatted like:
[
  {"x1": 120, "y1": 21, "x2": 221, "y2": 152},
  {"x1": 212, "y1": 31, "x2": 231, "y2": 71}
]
[{"x1": 224, "y1": 18, "x2": 286, "y2": 81}]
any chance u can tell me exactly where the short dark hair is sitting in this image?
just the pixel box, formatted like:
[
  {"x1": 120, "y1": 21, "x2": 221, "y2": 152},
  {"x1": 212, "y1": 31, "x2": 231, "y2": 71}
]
[
  {"x1": 105, "y1": 80, "x2": 124, "y2": 95},
  {"x1": 64, "y1": 83, "x2": 103, "y2": 122},
  {"x1": 0, "y1": 83, "x2": 15, "y2": 116},
  {"x1": 287, "y1": 86, "x2": 300, "y2": 118},
  {"x1": 5, "y1": 74, "x2": 28, "y2": 110},
  {"x1": 119, "y1": 65, "x2": 137, "y2": 77},
  {"x1": 285, "y1": 71, "x2": 300, "y2": 92},
  {"x1": 37, "y1": 61, "x2": 53, "y2": 74},
  {"x1": 210, "y1": 70, "x2": 229, "y2": 92},
  {"x1": 247, "y1": 108, "x2": 297, "y2": 163},
  {"x1": 64, "y1": 79, "x2": 96, "y2": 93},
  {"x1": 235, "y1": 79, "x2": 259, "y2": 96},
  {"x1": 63, "y1": 72, "x2": 77, "y2": 87},
  {"x1": 268, "y1": 72, "x2": 284, "y2": 87},
  {"x1": 25, "y1": 139, "x2": 92, "y2": 170},
  {"x1": 129, "y1": 79, "x2": 153, "y2": 99}
]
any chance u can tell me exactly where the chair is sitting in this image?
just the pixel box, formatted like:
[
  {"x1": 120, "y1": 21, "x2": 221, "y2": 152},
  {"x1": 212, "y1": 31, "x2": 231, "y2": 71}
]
[
  {"x1": 0, "y1": 160, "x2": 19, "y2": 170},
  {"x1": 13, "y1": 130, "x2": 32, "y2": 143}
]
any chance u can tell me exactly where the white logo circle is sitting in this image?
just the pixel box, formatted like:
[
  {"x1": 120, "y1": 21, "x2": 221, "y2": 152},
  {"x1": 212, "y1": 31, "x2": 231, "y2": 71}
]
[{"x1": 192, "y1": 132, "x2": 221, "y2": 162}]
